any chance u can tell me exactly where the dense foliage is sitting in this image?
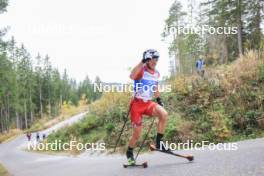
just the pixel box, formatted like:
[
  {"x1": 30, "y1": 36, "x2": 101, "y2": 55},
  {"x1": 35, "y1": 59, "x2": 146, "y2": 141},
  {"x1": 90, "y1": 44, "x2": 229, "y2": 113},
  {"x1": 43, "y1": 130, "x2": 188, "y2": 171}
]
[
  {"x1": 0, "y1": 1, "x2": 102, "y2": 133},
  {"x1": 48, "y1": 51, "x2": 264, "y2": 153},
  {"x1": 164, "y1": 0, "x2": 264, "y2": 75}
]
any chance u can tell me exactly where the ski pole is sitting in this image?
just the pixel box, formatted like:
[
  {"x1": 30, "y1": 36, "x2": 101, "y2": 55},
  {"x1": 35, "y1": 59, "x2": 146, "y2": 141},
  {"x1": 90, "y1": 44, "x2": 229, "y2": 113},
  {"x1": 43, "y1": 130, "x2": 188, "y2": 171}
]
[
  {"x1": 113, "y1": 100, "x2": 133, "y2": 152},
  {"x1": 135, "y1": 117, "x2": 155, "y2": 161}
]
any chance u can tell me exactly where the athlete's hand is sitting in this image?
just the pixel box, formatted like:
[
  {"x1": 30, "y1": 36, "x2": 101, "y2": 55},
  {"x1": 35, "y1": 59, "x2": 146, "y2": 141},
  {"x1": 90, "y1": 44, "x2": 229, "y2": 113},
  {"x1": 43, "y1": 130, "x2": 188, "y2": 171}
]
[
  {"x1": 156, "y1": 97, "x2": 164, "y2": 107},
  {"x1": 142, "y1": 51, "x2": 152, "y2": 63}
]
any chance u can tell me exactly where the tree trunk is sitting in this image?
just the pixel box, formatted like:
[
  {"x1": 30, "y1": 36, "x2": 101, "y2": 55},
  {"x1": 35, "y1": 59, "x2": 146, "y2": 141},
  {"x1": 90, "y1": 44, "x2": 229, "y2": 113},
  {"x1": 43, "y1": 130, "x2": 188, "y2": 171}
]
[
  {"x1": 16, "y1": 111, "x2": 20, "y2": 129},
  {"x1": 60, "y1": 94, "x2": 62, "y2": 108},
  {"x1": 6, "y1": 95, "x2": 10, "y2": 132},
  {"x1": 223, "y1": 34, "x2": 229, "y2": 64},
  {"x1": 253, "y1": 1, "x2": 262, "y2": 49},
  {"x1": 39, "y1": 84, "x2": 43, "y2": 119},
  {"x1": 0, "y1": 107, "x2": 4, "y2": 133},
  {"x1": 48, "y1": 85, "x2": 51, "y2": 118},
  {"x1": 29, "y1": 87, "x2": 34, "y2": 124},
  {"x1": 4, "y1": 109, "x2": 8, "y2": 132},
  {"x1": 237, "y1": 23, "x2": 243, "y2": 55},
  {"x1": 24, "y1": 101, "x2": 28, "y2": 129},
  {"x1": 49, "y1": 99, "x2": 51, "y2": 118},
  {"x1": 237, "y1": 0, "x2": 243, "y2": 55},
  {"x1": 173, "y1": 34, "x2": 180, "y2": 74},
  {"x1": 30, "y1": 111, "x2": 34, "y2": 125}
]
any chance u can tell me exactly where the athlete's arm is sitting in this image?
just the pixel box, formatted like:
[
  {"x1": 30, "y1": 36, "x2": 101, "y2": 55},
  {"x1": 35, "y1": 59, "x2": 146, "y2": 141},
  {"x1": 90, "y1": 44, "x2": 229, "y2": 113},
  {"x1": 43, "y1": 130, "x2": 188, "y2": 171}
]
[
  {"x1": 154, "y1": 71, "x2": 160, "y2": 98},
  {"x1": 154, "y1": 86, "x2": 163, "y2": 106},
  {"x1": 130, "y1": 62, "x2": 144, "y2": 80},
  {"x1": 154, "y1": 73, "x2": 163, "y2": 106}
]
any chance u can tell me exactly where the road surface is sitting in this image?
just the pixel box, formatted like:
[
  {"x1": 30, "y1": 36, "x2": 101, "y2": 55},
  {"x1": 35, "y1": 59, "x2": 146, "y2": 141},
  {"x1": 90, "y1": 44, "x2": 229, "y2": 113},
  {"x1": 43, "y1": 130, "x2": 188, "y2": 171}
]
[{"x1": 0, "y1": 112, "x2": 264, "y2": 176}]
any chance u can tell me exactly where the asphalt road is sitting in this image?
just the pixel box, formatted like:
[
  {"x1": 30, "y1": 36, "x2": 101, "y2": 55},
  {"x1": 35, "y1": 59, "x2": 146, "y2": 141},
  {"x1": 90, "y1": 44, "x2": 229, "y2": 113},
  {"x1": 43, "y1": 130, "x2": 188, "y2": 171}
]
[{"x1": 0, "y1": 112, "x2": 264, "y2": 176}]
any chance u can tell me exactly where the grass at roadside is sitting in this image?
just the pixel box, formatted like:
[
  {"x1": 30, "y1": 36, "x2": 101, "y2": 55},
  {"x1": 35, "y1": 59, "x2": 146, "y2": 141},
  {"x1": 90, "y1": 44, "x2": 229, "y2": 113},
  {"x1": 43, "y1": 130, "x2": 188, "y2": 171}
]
[
  {"x1": 28, "y1": 99, "x2": 88, "y2": 132},
  {"x1": 46, "y1": 50, "x2": 264, "y2": 154},
  {"x1": 0, "y1": 129, "x2": 23, "y2": 144},
  {"x1": 0, "y1": 163, "x2": 9, "y2": 176},
  {"x1": 28, "y1": 116, "x2": 106, "y2": 155},
  {"x1": 0, "y1": 99, "x2": 88, "y2": 144}
]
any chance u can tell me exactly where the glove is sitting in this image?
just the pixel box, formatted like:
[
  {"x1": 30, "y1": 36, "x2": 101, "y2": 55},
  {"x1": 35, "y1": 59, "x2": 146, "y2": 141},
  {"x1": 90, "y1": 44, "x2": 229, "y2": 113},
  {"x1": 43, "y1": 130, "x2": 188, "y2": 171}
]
[
  {"x1": 156, "y1": 97, "x2": 164, "y2": 107},
  {"x1": 142, "y1": 51, "x2": 152, "y2": 63}
]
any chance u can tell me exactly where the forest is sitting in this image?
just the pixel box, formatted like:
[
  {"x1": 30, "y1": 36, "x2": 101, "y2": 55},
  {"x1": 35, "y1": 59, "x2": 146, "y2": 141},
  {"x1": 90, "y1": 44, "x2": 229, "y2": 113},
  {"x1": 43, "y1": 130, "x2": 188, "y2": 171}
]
[
  {"x1": 1, "y1": 0, "x2": 264, "y2": 137},
  {"x1": 45, "y1": 0, "x2": 264, "y2": 152},
  {"x1": 0, "y1": 1, "x2": 101, "y2": 133},
  {"x1": 164, "y1": 0, "x2": 264, "y2": 75}
]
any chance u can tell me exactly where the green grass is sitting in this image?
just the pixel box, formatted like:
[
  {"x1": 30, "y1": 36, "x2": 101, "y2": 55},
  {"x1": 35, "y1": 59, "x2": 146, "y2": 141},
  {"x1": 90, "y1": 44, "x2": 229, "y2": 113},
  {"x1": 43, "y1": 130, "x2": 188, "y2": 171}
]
[
  {"x1": 0, "y1": 129, "x2": 22, "y2": 144},
  {"x1": 0, "y1": 163, "x2": 9, "y2": 176},
  {"x1": 27, "y1": 100, "x2": 88, "y2": 133},
  {"x1": 45, "y1": 51, "x2": 264, "y2": 154}
]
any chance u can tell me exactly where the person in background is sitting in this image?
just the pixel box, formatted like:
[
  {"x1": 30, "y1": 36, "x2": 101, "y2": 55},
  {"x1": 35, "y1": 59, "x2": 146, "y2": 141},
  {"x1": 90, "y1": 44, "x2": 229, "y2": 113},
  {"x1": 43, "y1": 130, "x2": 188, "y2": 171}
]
[
  {"x1": 26, "y1": 132, "x2": 31, "y2": 141},
  {"x1": 196, "y1": 56, "x2": 205, "y2": 77},
  {"x1": 42, "y1": 133, "x2": 46, "y2": 140},
  {"x1": 36, "y1": 132, "x2": 40, "y2": 142}
]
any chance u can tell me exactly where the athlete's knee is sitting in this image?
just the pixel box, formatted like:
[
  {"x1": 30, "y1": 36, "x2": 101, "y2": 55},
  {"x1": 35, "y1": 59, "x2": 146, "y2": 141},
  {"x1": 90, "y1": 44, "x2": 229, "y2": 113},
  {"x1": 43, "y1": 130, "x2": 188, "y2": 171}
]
[{"x1": 160, "y1": 110, "x2": 168, "y2": 122}]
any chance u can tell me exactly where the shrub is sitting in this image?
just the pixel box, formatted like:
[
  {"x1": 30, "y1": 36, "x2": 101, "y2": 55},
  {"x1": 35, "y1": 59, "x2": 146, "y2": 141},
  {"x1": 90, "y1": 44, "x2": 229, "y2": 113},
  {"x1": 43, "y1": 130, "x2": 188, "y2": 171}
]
[
  {"x1": 258, "y1": 64, "x2": 264, "y2": 82},
  {"x1": 105, "y1": 122, "x2": 115, "y2": 133}
]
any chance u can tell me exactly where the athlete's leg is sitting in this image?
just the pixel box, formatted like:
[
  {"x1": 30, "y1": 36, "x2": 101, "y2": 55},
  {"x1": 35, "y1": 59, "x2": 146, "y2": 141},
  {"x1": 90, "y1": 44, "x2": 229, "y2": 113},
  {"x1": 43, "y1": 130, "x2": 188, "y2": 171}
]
[
  {"x1": 152, "y1": 105, "x2": 168, "y2": 150},
  {"x1": 152, "y1": 105, "x2": 168, "y2": 134},
  {"x1": 128, "y1": 125, "x2": 142, "y2": 147},
  {"x1": 126, "y1": 125, "x2": 142, "y2": 163},
  {"x1": 126, "y1": 99, "x2": 143, "y2": 163}
]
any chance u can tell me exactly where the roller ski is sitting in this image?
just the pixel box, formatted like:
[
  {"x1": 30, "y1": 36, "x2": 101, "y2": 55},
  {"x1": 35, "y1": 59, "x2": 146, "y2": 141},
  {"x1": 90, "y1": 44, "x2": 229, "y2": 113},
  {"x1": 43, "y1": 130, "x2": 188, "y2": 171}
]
[
  {"x1": 123, "y1": 150, "x2": 148, "y2": 168},
  {"x1": 123, "y1": 160, "x2": 148, "y2": 168},
  {"x1": 149, "y1": 144, "x2": 194, "y2": 161}
]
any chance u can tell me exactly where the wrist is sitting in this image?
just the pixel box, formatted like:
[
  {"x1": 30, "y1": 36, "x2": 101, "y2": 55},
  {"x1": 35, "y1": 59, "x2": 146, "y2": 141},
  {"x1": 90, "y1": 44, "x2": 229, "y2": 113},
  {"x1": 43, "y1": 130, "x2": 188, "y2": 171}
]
[
  {"x1": 156, "y1": 97, "x2": 163, "y2": 107},
  {"x1": 139, "y1": 61, "x2": 145, "y2": 67}
]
